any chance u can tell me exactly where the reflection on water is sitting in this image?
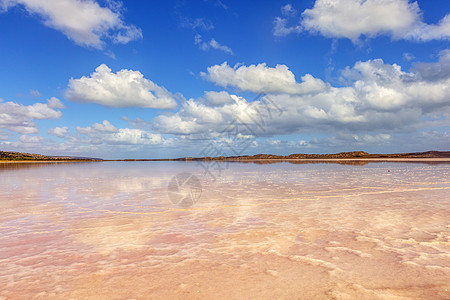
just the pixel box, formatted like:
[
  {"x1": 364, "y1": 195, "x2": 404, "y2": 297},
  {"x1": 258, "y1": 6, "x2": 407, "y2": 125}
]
[
  {"x1": 0, "y1": 161, "x2": 84, "y2": 171},
  {"x1": 0, "y1": 161, "x2": 449, "y2": 299},
  {"x1": 242, "y1": 159, "x2": 450, "y2": 165}
]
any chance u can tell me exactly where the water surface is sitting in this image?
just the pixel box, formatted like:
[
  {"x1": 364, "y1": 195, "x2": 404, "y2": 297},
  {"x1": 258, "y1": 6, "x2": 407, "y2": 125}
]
[{"x1": 1, "y1": 161, "x2": 449, "y2": 299}]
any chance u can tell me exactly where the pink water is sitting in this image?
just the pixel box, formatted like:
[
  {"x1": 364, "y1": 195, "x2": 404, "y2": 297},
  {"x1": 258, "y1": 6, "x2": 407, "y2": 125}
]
[{"x1": 0, "y1": 161, "x2": 449, "y2": 299}]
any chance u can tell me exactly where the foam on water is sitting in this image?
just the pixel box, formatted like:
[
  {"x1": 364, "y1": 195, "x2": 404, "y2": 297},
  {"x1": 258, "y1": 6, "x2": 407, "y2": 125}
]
[{"x1": 0, "y1": 161, "x2": 449, "y2": 299}]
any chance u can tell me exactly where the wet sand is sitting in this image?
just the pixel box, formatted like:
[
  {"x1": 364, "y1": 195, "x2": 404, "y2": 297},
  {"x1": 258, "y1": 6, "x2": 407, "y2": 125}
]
[{"x1": 0, "y1": 162, "x2": 449, "y2": 299}]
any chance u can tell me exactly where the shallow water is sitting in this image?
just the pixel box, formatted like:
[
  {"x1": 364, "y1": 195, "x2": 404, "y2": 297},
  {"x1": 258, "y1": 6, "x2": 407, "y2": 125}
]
[{"x1": 0, "y1": 161, "x2": 449, "y2": 299}]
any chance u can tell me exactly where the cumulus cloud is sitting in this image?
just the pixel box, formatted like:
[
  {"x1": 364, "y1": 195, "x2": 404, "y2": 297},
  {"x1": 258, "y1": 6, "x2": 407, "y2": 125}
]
[
  {"x1": 0, "y1": 0, "x2": 142, "y2": 49},
  {"x1": 48, "y1": 126, "x2": 69, "y2": 138},
  {"x1": 158, "y1": 54, "x2": 450, "y2": 141},
  {"x1": 204, "y1": 91, "x2": 236, "y2": 106},
  {"x1": 153, "y1": 94, "x2": 266, "y2": 137},
  {"x1": 19, "y1": 135, "x2": 44, "y2": 143},
  {"x1": 301, "y1": 0, "x2": 419, "y2": 41},
  {"x1": 26, "y1": 55, "x2": 446, "y2": 156},
  {"x1": 405, "y1": 13, "x2": 450, "y2": 42},
  {"x1": 273, "y1": 4, "x2": 301, "y2": 37},
  {"x1": 76, "y1": 120, "x2": 165, "y2": 145},
  {"x1": 411, "y1": 49, "x2": 450, "y2": 81},
  {"x1": 273, "y1": 17, "x2": 302, "y2": 37},
  {"x1": 194, "y1": 34, "x2": 233, "y2": 54},
  {"x1": 0, "y1": 98, "x2": 63, "y2": 134},
  {"x1": 8, "y1": 52, "x2": 450, "y2": 155},
  {"x1": 6, "y1": 60, "x2": 450, "y2": 157},
  {"x1": 345, "y1": 56, "x2": 450, "y2": 112},
  {"x1": 107, "y1": 128, "x2": 163, "y2": 145},
  {"x1": 202, "y1": 62, "x2": 326, "y2": 94},
  {"x1": 76, "y1": 120, "x2": 117, "y2": 135},
  {"x1": 47, "y1": 97, "x2": 66, "y2": 109},
  {"x1": 274, "y1": 0, "x2": 450, "y2": 43},
  {"x1": 1, "y1": 120, "x2": 171, "y2": 158},
  {"x1": 65, "y1": 64, "x2": 178, "y2": 109}
]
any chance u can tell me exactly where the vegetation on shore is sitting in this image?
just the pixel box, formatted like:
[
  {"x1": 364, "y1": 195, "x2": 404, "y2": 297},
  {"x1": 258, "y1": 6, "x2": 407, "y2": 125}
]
[
  {"x1": 1, "y1": 150, "x2": 449, "y2": 162},
  {"x1": 0, "y1": 151, "x2": 101, "y2": 161},
  {"x1": 123, "y1": 151, "x2": 450, "y2": 161}
]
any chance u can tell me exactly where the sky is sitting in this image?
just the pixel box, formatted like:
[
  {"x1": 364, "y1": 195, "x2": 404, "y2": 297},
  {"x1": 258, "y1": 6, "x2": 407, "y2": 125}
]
[{"x1": 0, "y1": 0, "x2": 449, "y2": 159}]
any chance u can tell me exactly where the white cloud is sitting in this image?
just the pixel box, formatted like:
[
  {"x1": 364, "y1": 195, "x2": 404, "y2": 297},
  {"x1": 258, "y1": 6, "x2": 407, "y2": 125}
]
[
  {"x1": 273, "y1": 4, "x2": 301, "y2": 37},
  {"x1": 48, "y1": 126, "x2": 69, "y2": 138},
  {"x1": 194, "y1": 34, "x2": 233, "y2": 54},
  {"x1": 274, "y1": 0, "x2": 450, "y2": 43},
  {"x1": 281, "y1": 4, "x2": 297, "y2": 17},
  {"x1": 153, "y1": 95, "x2": 249, "y2": 136},
  {"x1": 301, "y1": 0, "x2": 419, "y2": 41},
  {"x1": 0, "y1": 129, "x2": 9, "y2": 140},
  {"x1": 202, "y1": 62, "x2": 326, "y2": 94},
  {"x1": 76, "y1": 120, "x2": 165, "y2": 145},
  {"x1": 411, "y1": 49, "x2": 450, "y2": 81},
  {"x1": 159, "y1": 54, "x2": 450, "y2": 141},
  {"x1": 47, "y1": 97, "x2": 65, "y2": 109},
  {"x1": 1, "y1": 119, "x2": 170, "y2": 158},
  {"x1": 290, "y1": 132, "x2": 396, "y2": 153},
  {"x1": 273, "y1": 17, "x2": 302, "y2": 37},
  {"x1": 204, "y1": 91, "x2": 236, "y2": 106},
  {"x1": 0, "y1": 0, "x2": 142, "y2": 49},
  {"x1": 105, "y1": 50, "x2": 116, "y2": 59},
  {"x1": 65, "y1": 64, "x2": 178, "y2": 109},
  {"x1": 403, "y1": 52, "x2": 415, "y2": 61},
  {"x1": 76, "y1": 120, "x2": 117, "y2": 135},
  {"x1": 29, "y1": 89, "x2": 40, "y2": 97},
  {"x1": 0, "y1": 98, "x2": 63, "y2": 134},
  {"x1": 107, "y1": 128, "x2": 163, "y2": 145},
  {"x1": 405, "y1": 14, "x2": 450, "y2": 41},
  {"x1": 4, "y1": 59, "x2": 450, "y2": 158},
  {"x1": 19, "y1": 135, "x2": 44, "y2": 143},
  {"x1": 154, "y1": 114, "x2": 203, "y2": 135},
  {"x1": 268, "y1": 139, "x2": 281, "y2": 145},
  {"x1": 347, "y1": 57, "x2": 450, "y2": 111},
  {"x1": 323, "y1": 133, "x2": 392, "y2": 145},
  {"x1": 180, "y1": 17, "x2": 214, "y2": 31}
]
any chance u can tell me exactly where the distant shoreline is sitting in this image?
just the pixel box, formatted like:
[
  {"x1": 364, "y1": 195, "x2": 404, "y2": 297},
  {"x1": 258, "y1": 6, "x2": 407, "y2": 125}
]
[
  {"x1": 163, "y1": 158, "x2": 450, "y2": 162},
  {"x1": 108, "y1": 158, "x2": 450, "y2": 164},
  {"x1": 1, "y1": 150, "x2": 449, "y2": 162},
  {"x1": 1, "y1": 158, "x2": 450, "y2": 164}
]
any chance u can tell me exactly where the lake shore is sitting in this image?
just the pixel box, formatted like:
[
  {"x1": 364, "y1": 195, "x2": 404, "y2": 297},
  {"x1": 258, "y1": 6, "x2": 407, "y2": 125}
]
[
  {"x1": 0, "y1": 160, "x2": 102, "y2": 163},
  {"x1": 2, "y1": 157, "x2": 450, "y2": 163}
]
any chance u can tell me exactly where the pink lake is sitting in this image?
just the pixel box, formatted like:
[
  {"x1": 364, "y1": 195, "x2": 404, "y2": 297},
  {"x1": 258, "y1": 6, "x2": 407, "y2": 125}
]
[{"x1": 0, "y1": 161, "x2": 449, "y2": 299}]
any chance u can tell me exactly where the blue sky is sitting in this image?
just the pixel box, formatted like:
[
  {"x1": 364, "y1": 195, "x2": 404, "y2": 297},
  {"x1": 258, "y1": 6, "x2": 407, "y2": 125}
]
[{"x1": 0, "y1": 0, "x2": 449, "y2": 159}]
